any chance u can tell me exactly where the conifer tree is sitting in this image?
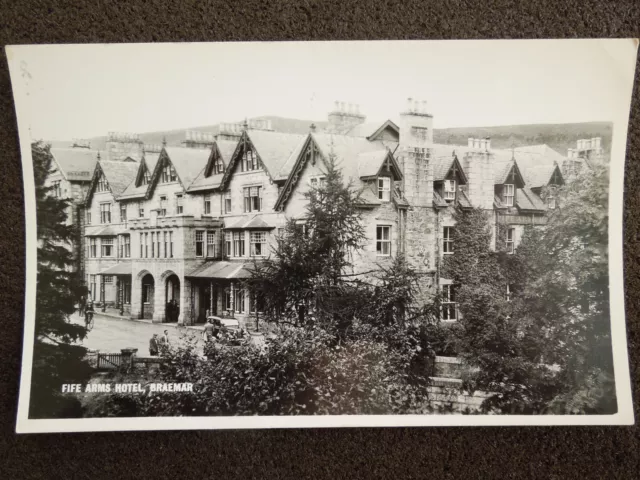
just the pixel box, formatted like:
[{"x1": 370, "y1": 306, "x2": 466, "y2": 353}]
[{"x1": 30, "y1": 142, "x2": 91, "y2": 418}]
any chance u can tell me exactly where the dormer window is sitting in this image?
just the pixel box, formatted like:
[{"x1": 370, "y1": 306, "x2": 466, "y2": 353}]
[
  {"x1": 443, "y1": 180, "x2": 456, "y2": 201},
  {"x1": 141, "y1": 168, "x2": 151, "y2": 185},
  {"x1": 242, "y1": 148, "x2": 259, "y2": 172},
  {"x1": 215, "y1": 158, "x2": 224, "y2": 174},
  {"x1": 96, "y1": 175, "x2": 109, "y2": 192},
  {"x1": 503, "y1": 184, "x2": 515, "y2": 207},
  {"x1": 161, "y1": 164, "x2": 177, "y2": 183},
  {"x1": 548, "y1": 195, "x2": 556, "y2": 210},
  {"x1": 378, "y1": 177, "x2": 391, "y2": 202}
]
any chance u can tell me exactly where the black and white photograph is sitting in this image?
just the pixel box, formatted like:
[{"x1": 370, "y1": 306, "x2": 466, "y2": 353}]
[{"x1": 7, "y1": 39, "x2": 636, "y2": 432}]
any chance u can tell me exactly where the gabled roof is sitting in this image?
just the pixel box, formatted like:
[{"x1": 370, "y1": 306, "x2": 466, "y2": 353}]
[
  {"x1": 516, "y1": 187, "x2": 547, "y2": 212},
  {"x1": 162, "y1": 146, "x2": 211, "y2": 190},
  {"x1": 246, "y1": 130, "x2": 308, "y2": 181},
  {"x1": 50, "y1": 147, "x2": 99, "y2": 182},
  {"x1": 521, "y1": 163, "x2": 563, "y2": 189},
  {"x1": 85, "y1": 160, "x2": 139, "y2": 205},
  {"x1": 189, "y1": 139, "x2": 239, "y2": 192},
  {"x1": 226, "y1": 215, "x2": 276, "y2": 230},
  {"x1": 491, "y1": 152, "x2": 526, "y2": 187},
  {"x1": 118, "y1": 151, "x2": 162, "y2": 201},
  {"x1": 99, "y1": 161, "x2": 139, "y2": 197},
  {"x1": 357, "y1": 149, "x2": 402, "y2": 180},
  {"x1": 345, "y1": 120, "x2": 399, "y2": 141},
  {"x1": 432, "y1": 154, "x2": 468, "y2": 184}
]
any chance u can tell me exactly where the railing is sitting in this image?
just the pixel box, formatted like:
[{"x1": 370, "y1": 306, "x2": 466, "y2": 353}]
[{"x1": 96, "y1": 352, "x2": 126, "y2": 370}]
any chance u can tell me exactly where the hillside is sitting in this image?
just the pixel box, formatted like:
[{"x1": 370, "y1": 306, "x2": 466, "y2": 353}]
[
  {"x1": 432, "y1": 122, "x2": 613, "y2": 156},
  {"x1": 49, "y1": 119, "x2": 612, "y2": 158}
]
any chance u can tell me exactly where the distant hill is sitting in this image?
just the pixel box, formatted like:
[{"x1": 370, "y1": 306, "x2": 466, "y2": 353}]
[
  {"x1": 49, "y1": 118, "x2": 612, "y2": 159},
  {"x1": 433, "y1": 122, "x2": 613, "y2": 157}
]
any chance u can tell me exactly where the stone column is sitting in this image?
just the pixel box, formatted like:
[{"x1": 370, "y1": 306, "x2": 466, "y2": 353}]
[
  {"x1": 178, "y1": 275, "x2": 192, "y2": 325},
  {"x1": 152, "y1": 278, "x2": 165, "y2": 323}
]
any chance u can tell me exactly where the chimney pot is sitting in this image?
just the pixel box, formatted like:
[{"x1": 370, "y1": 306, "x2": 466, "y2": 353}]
[{"x1": 407, "y1": 97, "x2": 413, "y2": 112}]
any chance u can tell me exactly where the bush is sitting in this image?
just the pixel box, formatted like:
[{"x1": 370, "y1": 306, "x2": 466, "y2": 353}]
[{"x1": 93, "y1": 326, "x2": 437, "y2": 417}]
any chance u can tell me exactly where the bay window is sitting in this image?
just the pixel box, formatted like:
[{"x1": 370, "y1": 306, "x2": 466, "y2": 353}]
[
  {"x1": 250, "y1": 231, "x2": 266, "y2": 257},
  {"x1": 233, "y1": 232, "x2": 245, "y2": 257},
  {"x1": 101, "y1": 237, "x2": 114, "y2": 257}
]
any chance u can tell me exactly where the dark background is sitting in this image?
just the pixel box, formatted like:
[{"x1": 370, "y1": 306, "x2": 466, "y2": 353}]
[{"x1": 0, "y1": 1, "x2": 638, "y2": 478}]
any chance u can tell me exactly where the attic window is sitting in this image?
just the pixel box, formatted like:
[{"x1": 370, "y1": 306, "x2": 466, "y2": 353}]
[
  {"x1": 443, "y1": 180, "x2": 456, "y2": 201},
  {"x1": 215, "y1": 158, "x2": 224, "y2": 174},
  {"x1": 141, "y1": 167, "x2": 151, "y2": 185},
  {"x1": 378, "y1": 177, "x2": 391, "y2": 201},
  {"x1": 503, "y1": 184, "x2": 515, "y2": 207},
  {"x1": 96, "y1": 175, "x2": 109, "y2": 192},
  {"x1": 161, "y1": 164, "x2": 177, "y2": 183},
  {"x1": 242, "y1": 148, "x2": 259, "y2": 172}
]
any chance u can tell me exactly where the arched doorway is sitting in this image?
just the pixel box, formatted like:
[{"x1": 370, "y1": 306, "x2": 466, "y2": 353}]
[
  {"x1": 140, "y1": 273, "x2": 155, "y2": 319},
  {"x1": 165, "y1": 274, "x2": 180, "y2": 322}
]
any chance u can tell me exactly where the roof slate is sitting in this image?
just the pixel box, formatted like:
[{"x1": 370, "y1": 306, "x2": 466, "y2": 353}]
[
  {"x1": 50, "y1": 147, "x2": 99, "y2": 182},
  {"x1": 516, "y1": 187, "x2": 546, "y2": 211},
  {"x1": 99, "y1": 160, "x2": 139, "y2": 198},
  {"x1": 164, "y1": 146, "x2": 211, "y2": 190},
  {"x1": 245, "y1": 130, "x2": 307, "y2": 181}
]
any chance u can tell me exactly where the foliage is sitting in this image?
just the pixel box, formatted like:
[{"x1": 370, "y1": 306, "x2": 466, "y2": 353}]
[
  {"x1": 30, "y1": 142, "x2": 91, "y2": 419},
  {"x1": 92, "y1": 327, "x2": 435, "y2": 417},
  {"x1": 450, "y1": 165, "x2": 616, "y2": 414}
]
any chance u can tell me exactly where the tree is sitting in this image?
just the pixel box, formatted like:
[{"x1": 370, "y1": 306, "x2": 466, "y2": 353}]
[
  {"x1": 249, "y1": 154, "x2": 367, "y2": 332},
  {"x1": 29, "y1": 142, "x2": 91, "y2": 419},
  {"x1": 452, "y1": 165, "x2": 616, "y2": 414}
]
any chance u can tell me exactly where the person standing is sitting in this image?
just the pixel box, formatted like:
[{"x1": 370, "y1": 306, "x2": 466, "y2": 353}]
[
  {"x1": 149, "y1": 334, "x2": 159, "y2": 356},
  {"x1": 159, "y1": 329, "x2": 170, "y2": 351}
]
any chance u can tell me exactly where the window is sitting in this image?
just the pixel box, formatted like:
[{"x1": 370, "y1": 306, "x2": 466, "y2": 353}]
[
  {"x1": 503, "y1": 184, "x2": 515, "y2": 207},
  {"x1": 196, "y1": 230, "x2": 204, "y2": 257},
  {"x1": 156, "y1": 232, "x2": 161, "y2": 258},
  {"x1": 378, "y1": 177, "x2": 391, "y2": 201},
  {"x1": 103, "y1": 275, "x2": 114, "y2": 284},
  {"x1": 139, "y1": 233, "x2": 143, "y2": 258},
  {"x1": 443, "y1": 180, "x2": 456, "y2": 201},
  {"x1": 86, "y1": 210, "x2": 92, "y2": 225},
  {"x1": 100, "y1": 203, "x2": 111, "y2": 224},
  {"x1": 224, "y1": 191, "x2": 231, "y2": 214},
  {"x1": 506, "y1": 228, "x2": 515, "y2": 254},
  {"x1": 122, "y1": 235, "x2": 131, "y2": 258},
  {"x1": 204, "y1": 195, "x2": 211, "y2": 215},
  {"x1": 122, "y1": 282, "x2": 131, "y2": 304},
  {"x1": 441, "y1": 284, "x2": 458, "y2": 321},
  {"x1": 151, "y1": 232, "x2": 155, "y2": 258},
  {"x1": 310, "y1": 176, "x2": 326, "y2": 188},
  {"x1": 96, "y1": 175, "x2": 109, "y2": 192},
  {"x1": 138, "y1": 202, "x2": 144, "y2": 218},
  {"x1": 207, "y1": 231, "x2": 216, "y2": 257},
  {"x1": 52, "y1": 180, "x2": 62, "y2": 197},
  {"x1": 175, "y1": 194, "x2": 184, "y2": 215},
  {"x1": 161, "y1": 164, "x2": 177, "y2": 183},
  {"x1": 225, "y1": 231, "x2": 232, "y2": 256},
  {"x1": 120, "y1": 204, "x2": 127, "y2": 222},
  {"x1": 143, "y1": 284, "x2": 152, "y2": 304},
  {"x1": 244, "y1": 186, "x2": 262, "y2": 213},
  {"x1": 376, "y1": 226, "x2": 391, "y2": 256},
  {"x1": 242, "y1": 148, "x2": 259, "y2": 172},
  {"x1": 234, "y1": 288, "x2": 245, "y2": 314},
  {"x1": 141, "y1": 168, "x2": 151, "y2": 185},
  {"x1": 89, "y1": 238, "x2": 97, "y2": 258},
  {"x1": 233, "y1": 232, "x2": 245, "y2": 257},
  {"x1": 215, "y1": 158, "x2": 224, "y2": 174},
  {"x1": 145, "y1": 232, "x2": 149, "y2": 258},
  {"x1": 443, "y1": 227, "x2": 454, "y2": 254},
  {"x1": 548, "y1": 195, "x2": 556, "y2": 209},
  {"x1": 506, "y1": 284, "x2": 512, "y2": 302},
  {"x1": 163, "y1": 232, "x2": 168, "y2": 258},
  {"x1": 169, "y1": 231, "x2": 174, "y2": 258},
  {"x1": 250, "y1": 231, "x2": 266, "y2": 257},
  {"x1": 159, "y1": 196, "x2": 167, "y2": 217},
  {"x1": 101, "y1": 237, "x2": 114, "y2": 257}
]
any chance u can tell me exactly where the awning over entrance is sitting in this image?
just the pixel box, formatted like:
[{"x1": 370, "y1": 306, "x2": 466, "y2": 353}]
[
  {"x1": 99, "y1": 262, "x2": 133, "y2": 275},
  {"x1": 186, "y1": 261, "x2": 254, "y2": 280}
]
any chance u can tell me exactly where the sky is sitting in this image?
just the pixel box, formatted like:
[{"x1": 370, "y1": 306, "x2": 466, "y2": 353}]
[{"x1": 7, "y1": 39, "x2": 638, "y2": 141}]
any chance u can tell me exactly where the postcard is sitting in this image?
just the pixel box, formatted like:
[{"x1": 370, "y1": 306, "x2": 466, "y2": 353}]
[{"x1": 6, "y1": 39, "x2": 637, "y2": 432}]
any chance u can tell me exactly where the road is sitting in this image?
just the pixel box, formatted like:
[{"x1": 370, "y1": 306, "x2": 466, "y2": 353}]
[{"x1": 69, "y1": 312, "x2": 204, "y2": 355}]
